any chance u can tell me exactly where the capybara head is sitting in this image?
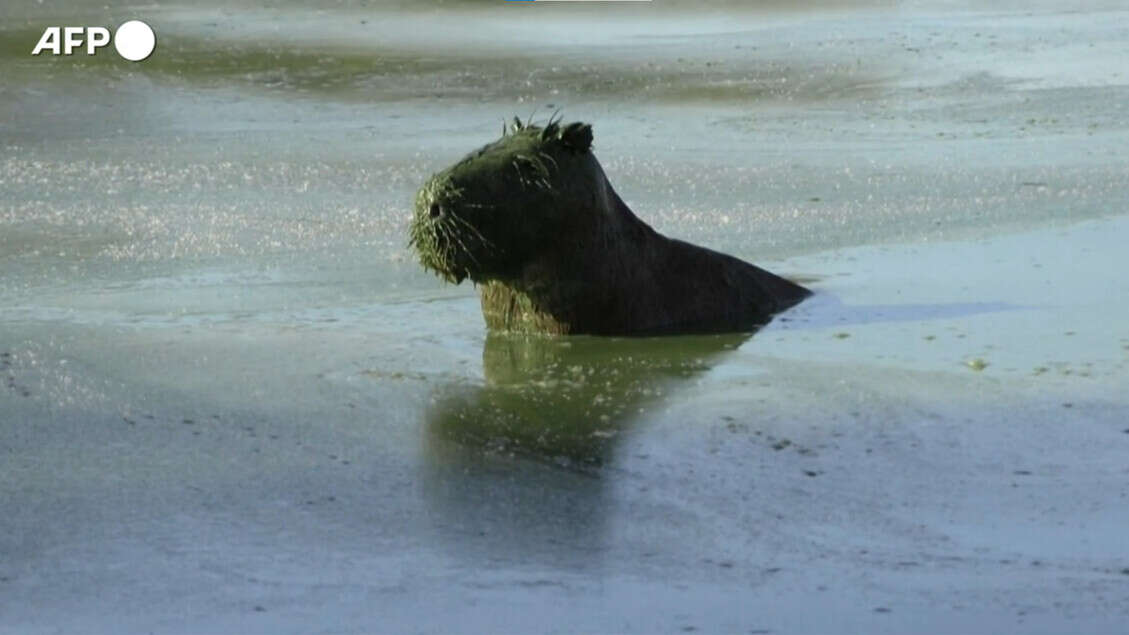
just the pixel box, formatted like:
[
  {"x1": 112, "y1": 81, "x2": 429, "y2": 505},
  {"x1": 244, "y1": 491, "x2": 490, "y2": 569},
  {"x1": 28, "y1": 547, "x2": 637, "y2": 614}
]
[{"x1": 410, "y1": 118, "x2": 601, "y2": 284}]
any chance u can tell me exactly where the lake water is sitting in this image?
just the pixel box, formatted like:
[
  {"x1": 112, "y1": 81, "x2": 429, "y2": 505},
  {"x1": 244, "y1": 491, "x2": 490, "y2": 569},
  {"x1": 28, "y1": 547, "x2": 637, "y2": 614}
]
[{"x1": 2, "y1": 1, "x2": 1128, "y2": 633}]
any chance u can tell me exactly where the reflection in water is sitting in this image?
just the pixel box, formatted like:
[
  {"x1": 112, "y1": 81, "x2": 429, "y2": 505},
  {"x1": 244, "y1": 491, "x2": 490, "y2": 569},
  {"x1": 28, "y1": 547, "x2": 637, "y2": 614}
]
[
  {"x1": 420, "y1": 331, "x2": 752, "y2": 567},
  {"x1": 426, "y1": 332, "x2": 752, "y2": 468}
]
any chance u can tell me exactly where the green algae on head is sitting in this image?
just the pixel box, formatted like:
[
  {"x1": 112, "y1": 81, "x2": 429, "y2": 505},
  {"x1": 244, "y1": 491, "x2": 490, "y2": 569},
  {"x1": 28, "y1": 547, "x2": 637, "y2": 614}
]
[{"x1": 409, "y1": 116, "x2": 596, "y2": 284}]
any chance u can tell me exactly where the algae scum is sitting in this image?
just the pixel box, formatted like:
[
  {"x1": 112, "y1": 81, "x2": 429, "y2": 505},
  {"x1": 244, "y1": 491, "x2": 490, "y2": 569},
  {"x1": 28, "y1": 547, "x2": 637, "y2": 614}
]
[{"x1": 3, "y1": 2, "x2": 1129, "y2": 633}]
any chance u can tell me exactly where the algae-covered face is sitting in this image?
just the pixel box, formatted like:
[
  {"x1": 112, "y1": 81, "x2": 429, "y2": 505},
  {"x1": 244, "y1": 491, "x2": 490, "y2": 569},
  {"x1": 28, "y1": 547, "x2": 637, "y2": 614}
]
[{"x1": 409, "y1": 118, "x2": 596, "y2": 284}]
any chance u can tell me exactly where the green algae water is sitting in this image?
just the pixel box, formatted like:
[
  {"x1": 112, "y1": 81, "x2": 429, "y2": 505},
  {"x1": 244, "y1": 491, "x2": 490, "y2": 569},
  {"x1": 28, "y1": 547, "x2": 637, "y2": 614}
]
[{"x1": 3, "y1": 2, "x2": 1129, "y2": 633}]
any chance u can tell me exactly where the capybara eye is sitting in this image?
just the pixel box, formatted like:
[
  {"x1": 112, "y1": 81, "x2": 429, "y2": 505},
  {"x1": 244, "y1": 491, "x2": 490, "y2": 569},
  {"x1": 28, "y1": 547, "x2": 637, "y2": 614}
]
[{"x1": 429, "y1": 203, "x2": 442, "y2": 219}]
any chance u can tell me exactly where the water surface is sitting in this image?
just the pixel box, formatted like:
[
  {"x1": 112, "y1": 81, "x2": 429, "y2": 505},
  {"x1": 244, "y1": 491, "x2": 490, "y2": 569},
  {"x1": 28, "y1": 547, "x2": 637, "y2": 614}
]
[{"x1": 2, "y1": 1, "x2": 1129, "y2": 633}]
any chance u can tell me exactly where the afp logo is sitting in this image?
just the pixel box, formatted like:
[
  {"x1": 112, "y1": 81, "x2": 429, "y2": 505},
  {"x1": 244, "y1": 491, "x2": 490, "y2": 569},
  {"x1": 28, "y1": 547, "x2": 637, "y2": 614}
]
[{"x1": 31, "y1": 20, "x2": 156, "y2": 62}]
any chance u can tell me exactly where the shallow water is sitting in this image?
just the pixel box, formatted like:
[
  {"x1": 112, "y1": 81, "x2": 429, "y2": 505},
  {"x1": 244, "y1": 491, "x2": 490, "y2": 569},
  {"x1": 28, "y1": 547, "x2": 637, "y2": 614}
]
[{"x1": 2, "y1": 1, "x2": 1129, "y2": 633}]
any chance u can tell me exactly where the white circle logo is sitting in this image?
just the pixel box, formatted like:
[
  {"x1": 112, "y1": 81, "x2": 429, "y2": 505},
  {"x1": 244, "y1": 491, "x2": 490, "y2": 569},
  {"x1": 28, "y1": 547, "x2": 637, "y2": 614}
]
[{"x1": 114, "y1": 20, "x2": 155, "y2": 62}]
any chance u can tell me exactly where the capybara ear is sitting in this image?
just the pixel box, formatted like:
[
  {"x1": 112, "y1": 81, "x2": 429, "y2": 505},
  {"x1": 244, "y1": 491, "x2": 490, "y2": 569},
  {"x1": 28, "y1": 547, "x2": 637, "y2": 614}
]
[{"x1": 559, "y1": 122, "x2": 593, "y2": 153}]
